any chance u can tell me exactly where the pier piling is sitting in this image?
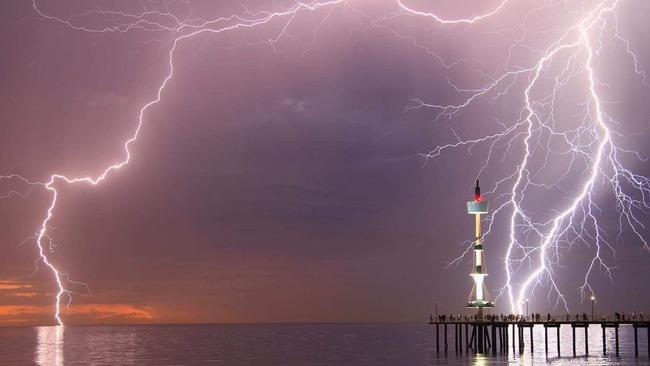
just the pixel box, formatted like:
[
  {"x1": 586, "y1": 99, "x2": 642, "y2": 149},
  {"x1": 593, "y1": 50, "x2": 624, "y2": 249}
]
[
  {"x1": 492, "y1": 325, "x2": 497, "y2": 355},
  {"x1": 459, "y1": 323, "x2": 462, "y2": 351},
  {"x1": 572, "y1": 326, "x2": 576, "y2": 357},
  {"x1": 543, "y1": 323, "x2": 561, "y2": 357},
  {"x1": 615, "y1": 325, "x2": 619, "y2": 356},
  {"x1": 629, "y1": 323, "x2": 650, "y2": 358},
  {"x1": 476, "y1": 324, "x2": 484, "y2": 353},
  {"x1": 571, "y1": 323, "x2": 589, "y2": 356},
  {"x1": 436, "y1": 323, "x2": 439, "y2": 353},
  {"x1": 498, "y1": 326, "x2": 503, "y2": 352},
  {"x1": 431, "y1": 319, "x2": 648, "y2": 358},
  {"x1": 634, "y1": 324, "x2": 638, "y2": 357},
  {"x1": 518, "y1": 325, "x2": 524, "y2": 354},
  {"x1": 469, "y1": 325, "x2": 476, "y2": 351},
  {"x1": 454, "y1": 324, "x2": 458, "y2": 353},
  {"x1": 444, "y1": 323, "x2": 448, "y2": 352},
  {"x1": 512, "y1": 324, "x2": 516, "y2": 353}
]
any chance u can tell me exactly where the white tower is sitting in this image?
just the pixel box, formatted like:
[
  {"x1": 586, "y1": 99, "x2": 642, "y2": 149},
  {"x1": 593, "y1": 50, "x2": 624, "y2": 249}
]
[{"x1": 466, "y1": 180, "x2": 493, "y2": 320}]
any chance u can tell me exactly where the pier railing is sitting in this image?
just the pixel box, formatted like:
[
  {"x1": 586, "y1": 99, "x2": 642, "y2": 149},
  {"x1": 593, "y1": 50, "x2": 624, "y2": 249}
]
[{"x1": 431, "y1": 313, "x2": 649, "y2": 323}]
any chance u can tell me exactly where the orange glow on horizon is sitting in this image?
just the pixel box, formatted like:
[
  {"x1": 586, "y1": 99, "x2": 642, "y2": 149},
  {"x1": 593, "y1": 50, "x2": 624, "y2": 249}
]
[{"x1": 0, "y1": 303, "x2": 153, "y2": 325}]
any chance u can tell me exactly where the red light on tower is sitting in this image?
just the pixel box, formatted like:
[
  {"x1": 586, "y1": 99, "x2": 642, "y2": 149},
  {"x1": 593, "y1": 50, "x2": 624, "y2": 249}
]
[{"x1": 474, "y1": 180, "x2": 481, "y2": 202}]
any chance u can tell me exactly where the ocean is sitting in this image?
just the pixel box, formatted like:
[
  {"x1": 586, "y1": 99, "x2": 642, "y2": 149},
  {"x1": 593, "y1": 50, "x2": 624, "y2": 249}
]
[{"x1": 0, "y1": 323, "x2": 648, "y2": 365}]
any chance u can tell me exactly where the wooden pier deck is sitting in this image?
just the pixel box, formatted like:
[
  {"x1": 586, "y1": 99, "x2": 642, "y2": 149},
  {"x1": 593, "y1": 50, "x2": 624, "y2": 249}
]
[{"x1": 429, "y1": 319, "x2": 650, "y2": 358}]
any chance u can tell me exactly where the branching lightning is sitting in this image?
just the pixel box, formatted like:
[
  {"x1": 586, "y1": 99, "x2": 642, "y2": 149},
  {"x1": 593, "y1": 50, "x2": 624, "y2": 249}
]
[
  {"x1": 2, "y1": 0, "x2": 345, "y2": 325},
  {"x1": 3, "y1": 0, "x2": 649, "y2": 324},
  {"x1": 398, "y1": 0, "x2": 650, "y2": 314}
]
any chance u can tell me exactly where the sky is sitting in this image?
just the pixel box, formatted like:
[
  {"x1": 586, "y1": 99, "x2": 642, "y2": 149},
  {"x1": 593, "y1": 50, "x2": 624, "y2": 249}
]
[{"x1": 0, "y1": 0, "x2": 649, "y2": 326}]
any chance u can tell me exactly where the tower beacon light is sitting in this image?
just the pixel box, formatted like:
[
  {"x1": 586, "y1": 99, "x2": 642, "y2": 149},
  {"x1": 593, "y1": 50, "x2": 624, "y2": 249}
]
[{"x1": 466, "y1": 180, "x2": 494, "y2": 319}]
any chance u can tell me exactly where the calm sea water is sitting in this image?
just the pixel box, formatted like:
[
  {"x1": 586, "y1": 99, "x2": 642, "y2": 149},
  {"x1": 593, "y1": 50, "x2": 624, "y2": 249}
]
[{"x1": 0, "y1": 323, "x2": 648, "y2": 365}]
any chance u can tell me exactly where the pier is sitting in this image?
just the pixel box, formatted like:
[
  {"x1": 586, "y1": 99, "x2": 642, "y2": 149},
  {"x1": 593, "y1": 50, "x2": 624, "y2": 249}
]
[
  {"x1": 429, "y1": 317, "x2": 650, "y2": 358},
  {"x1": 430, "y1": 181, "x2": 649, "y2": 359}
]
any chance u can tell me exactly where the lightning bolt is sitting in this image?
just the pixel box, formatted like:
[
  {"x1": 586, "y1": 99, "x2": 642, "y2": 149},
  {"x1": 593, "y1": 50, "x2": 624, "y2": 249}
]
[
  {"x1": 3, "y1": 0, "x2": 344, "y2": 326},
  {"x1": 396, "y1": 0, "x2": 511, "y2": 25},
  {"x1": 5, "y1": 0, "x2": 649, "y2": 325},
  {"x1": 399, "y1": 0, "x2": 649, "y2": 314}
]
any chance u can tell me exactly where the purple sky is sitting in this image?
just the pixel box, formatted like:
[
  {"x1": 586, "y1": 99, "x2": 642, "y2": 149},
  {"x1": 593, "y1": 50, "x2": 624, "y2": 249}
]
[{"x1": 0, "y1": 0, "x2": 649, "y2": 326}]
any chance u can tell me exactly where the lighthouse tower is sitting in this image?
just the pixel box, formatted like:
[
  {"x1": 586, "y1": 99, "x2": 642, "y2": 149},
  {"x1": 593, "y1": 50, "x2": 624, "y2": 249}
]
[{"x1": 466, "y1": 180, "x2": 493, "y2": 320}]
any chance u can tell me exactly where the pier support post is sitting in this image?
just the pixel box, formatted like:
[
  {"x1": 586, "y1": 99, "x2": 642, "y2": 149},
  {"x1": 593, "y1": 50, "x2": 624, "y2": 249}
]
[
  {"x1": 585, "y1": 326, "x2": 589, "y2": 356},
  {"x1": 647, "y1": 327, "x2": 649, "y2": 358},
  {"x1": 572, "y1": 326, "x2": 576, "y2": 357},
  {"x1": 517, "y1": 325, "x2": 520, "y2": 353},
  {"x1": 512, "y1": 324, "x2": 517, "y2": 354},
  {"x1": 458, "y1": 324, "x2": 462, "y2": 352},
  {"x1": 634, "y1": 324, "x2": 638, "y2": 358},
  {"x1": 469, "y1": 325, "x2": 476, "y2": 351},
  {"x1": 497, "y1": 326, "x2": 501, "y2": 352},
  {"x1": 456, "y1": 324, "x2": 459, "y2": 353},
  {"x1": 602, "y1": 325, "x2": 606, "y2": 356},
  {"x1": 476, "y1": 324, "x2": 484, "y2": 353},
  {"x1": 518, "y1": 325, "x2": 524, "y2": 354},
  {"x1": 458, "y1": 324, "x2": 463, "y2": 353},
  {"x1": 460, "y1": 324, "x2": 464, "y2": 353},
  {"x1": 544, "y1": 326, "x2": 548, "y2": 356},
  {"x1": 615, "y1": 325, "x2": 619, "y2": 356},
  {"x1": 557, "y1": 326, "x2": 560, "y2": 356},
  {"x1": 472, "y1": 325, "x2": 478, "y2": 352},
  {"x1": 436, "y1": 323, "x2": 439, "y2": 353},
  {"x1": 444, "y1": 323, "x2": 448, "y2": 352},
  {"x1": 454, "y1": 324, "x2": 458, "y2": 353},
  {"x1": 498, "y1": 326, "x2": 502, "y2": 352},
  {"x1": 492, "y1": 325, "x2": 497, "y2": 355},
  {"x1": 530, "y1": 326, "x2": 534, "y2": 352},
  {"x1": 465, "y1": 323, "x2": 469, "y2": 352}
]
